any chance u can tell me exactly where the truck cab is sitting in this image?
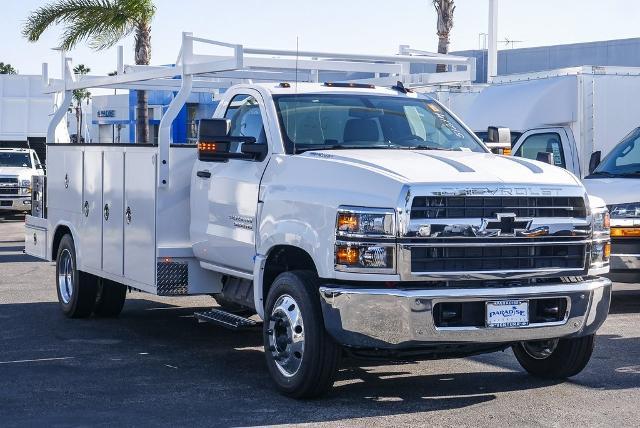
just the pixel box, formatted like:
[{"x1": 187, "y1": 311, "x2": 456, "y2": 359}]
[{"x1": 0, "y1": 148, "x2": 43, "y2": 213}]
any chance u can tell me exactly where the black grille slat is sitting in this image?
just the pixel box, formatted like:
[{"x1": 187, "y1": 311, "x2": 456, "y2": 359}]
[
  {"x1": 411, "y1": 244, "x2": 586, "y2": 272},
  {"x1": 0, "y1": 188, "x2": 19, "y2": 195},
  {"x1": 0, "y1": 177, "x2": 18, "y2": 184},
  {"x1": 410, "y1": 196, "x2": 587, "y2": 219}
]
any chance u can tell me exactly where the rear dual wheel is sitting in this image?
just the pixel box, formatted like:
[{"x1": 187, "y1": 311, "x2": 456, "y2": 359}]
[{"x1": 56, "y1": 234, "x2": 126, "y2": 318}]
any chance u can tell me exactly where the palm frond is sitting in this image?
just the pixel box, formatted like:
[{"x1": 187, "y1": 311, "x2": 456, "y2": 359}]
[{"x1": 22, "y1": 0, "x2": 155, "y2": 51}]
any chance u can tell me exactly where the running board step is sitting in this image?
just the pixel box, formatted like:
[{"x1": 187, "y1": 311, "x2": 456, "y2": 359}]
[{"x1": 194, "y1": 309, "x2": 259, "y2": 330}]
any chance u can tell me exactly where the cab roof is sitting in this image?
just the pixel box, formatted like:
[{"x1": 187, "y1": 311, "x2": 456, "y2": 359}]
[{"x1": 252, "y1": 82, "x2": 430, "y2": 98}]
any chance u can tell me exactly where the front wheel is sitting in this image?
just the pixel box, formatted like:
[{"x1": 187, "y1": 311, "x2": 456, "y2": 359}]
[
  {"x1": 513, "y1": 334, "x2": 595, "y2": 379},
  {"x1": 263, "y1": 271, "x2": 341, "y2": 399}
]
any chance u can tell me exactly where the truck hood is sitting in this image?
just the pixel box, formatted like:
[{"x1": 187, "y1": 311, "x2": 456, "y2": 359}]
[
  {"x1": 302, "y1": 149, "x2": 582, "y2": 187},
  {"x1": 583, "y1": 177, "x2": 640, "y2": 205}
]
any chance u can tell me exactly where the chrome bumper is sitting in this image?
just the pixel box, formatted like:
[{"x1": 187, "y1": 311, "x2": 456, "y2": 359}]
[
  {"x1": 0, "y1": 196, "x2": 30, "y2": 211},
  {"x1": 319, "y1": 277, "x2": 611, "y2": 349},
  {"x1": 610, "y1": 253, "x2": 640, "y2": 271}
]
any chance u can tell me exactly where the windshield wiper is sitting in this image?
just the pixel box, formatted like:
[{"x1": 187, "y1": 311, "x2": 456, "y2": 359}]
[
  {"x1": 295, "y1": 143, "x2": 403, "y2": 153},
  {"x1": 407, "y1": 145, "x2": 452, "y2": 151},
  {"x1": 586, "y1": 171, "x2": 616, "y2": 178}
]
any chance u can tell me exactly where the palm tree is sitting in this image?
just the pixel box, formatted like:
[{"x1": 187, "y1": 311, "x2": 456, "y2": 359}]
[
  {"x1": 0, "y1": 62, "x2": 18, "y2": 74},
  {"x1": 72, "y1": 64, "x2": 91, "y2": 143},
  {"x1": 22, "y1": 0, "x2": 156, "y2": 144},
  {"x1": 433, "y1": 0, "x2": 455, "y2": 73}
]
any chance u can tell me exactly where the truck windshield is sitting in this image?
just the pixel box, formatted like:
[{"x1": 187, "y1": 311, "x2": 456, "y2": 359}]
[
  {"x1": 591, "y1": 128, "x2": 640, "y2": 178},
  {"x1": 273, "y1": 94, "x2": 486, "y2": 153},
  {"x1": 0, "y1": 152, "x2": 31, "y2": 168}
]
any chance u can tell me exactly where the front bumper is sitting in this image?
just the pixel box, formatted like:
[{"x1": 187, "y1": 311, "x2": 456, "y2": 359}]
[
  {"x1": 0, "y1": 196, "x2": 31, "y2": 211},
  {"x1": 607, "y1": 238, "x2": 640, "y2": 283},
  {"x1": 319, "y1": 277, "x2": 611, "y2": 349}
]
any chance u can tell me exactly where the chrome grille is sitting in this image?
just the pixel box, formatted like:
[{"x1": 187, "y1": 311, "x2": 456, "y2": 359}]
[
  {"x1": 0, "y1": 188, "x2": 19, "y2": 195},
  {"x1": 410, "y1": 196, "x2": 586, "y2": 219},
  {"x1": 410, "y1": 243, "x2": 586, "y2": 273}
]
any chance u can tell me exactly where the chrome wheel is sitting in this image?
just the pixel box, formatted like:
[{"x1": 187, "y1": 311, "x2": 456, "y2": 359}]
[
  {"x1": 521, "y1": 339, "x2": 560, "y2": 360},
  {"x1": 57, "y1": 248, "x2": 74, "y2": 304},
  {"x1": 267, "y1": 294, "x2": 305, "y2": 378}
]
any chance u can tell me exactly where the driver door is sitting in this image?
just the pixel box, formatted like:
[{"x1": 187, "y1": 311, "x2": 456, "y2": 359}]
[{"x1": 191, "y1": 89, "x2": 271, "y2": 275}]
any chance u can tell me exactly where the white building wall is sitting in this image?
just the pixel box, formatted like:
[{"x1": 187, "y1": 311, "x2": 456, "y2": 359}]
[{"x1": 0, "y1": 75, "x2": 53, "y2": 141}]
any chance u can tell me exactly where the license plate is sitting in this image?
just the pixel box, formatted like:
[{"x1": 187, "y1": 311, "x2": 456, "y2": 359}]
[{"x1": 486, "y1": 300, "x2": 529, "y2": 328}]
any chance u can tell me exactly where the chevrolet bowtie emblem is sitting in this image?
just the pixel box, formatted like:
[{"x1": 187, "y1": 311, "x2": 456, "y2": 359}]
[{"x1": 480, "y1": 213, "x2": 532, "y2": 236}]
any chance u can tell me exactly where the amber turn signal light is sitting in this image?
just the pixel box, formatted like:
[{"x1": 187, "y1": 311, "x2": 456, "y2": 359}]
[
  {"x1": 337, "y1": 213, "x2": 359, "y2": 233},
  {"x1": 611, "y1": 227, "x2": 640, "y2": 237},
  {"x1": 604, "y1": 242, "x2": 611, "y2": 259},
  {"x1": 336, "y1": 246, "x2": 359, "y2": 265}
]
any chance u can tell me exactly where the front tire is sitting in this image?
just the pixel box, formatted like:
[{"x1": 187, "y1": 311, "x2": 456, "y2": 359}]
[
  {"x1": 263, "y1": 271, "x2": 341, "y2": 399},
  {"x1": 513, "y1": 334, "x2": 595, "y2": 379},
  {"x1": 55, "y1": 234, "x2": 98, "y2": 318}
]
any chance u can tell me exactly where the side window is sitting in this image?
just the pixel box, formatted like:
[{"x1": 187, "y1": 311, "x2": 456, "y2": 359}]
[
  {"x1": 224, "y1": 95, "x2": 267, "y2": 145},
  {"x1": 514, "y1": 132, "x2": 566, "y2": 168}
]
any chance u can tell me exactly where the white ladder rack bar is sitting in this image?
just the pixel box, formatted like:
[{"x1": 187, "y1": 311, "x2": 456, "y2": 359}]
[{"x1": 45, "y1": 32, "x2": 476, "y2": 188}]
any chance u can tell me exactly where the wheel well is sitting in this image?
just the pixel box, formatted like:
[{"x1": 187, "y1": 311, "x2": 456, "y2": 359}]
[
  {"x1": 51, "y1": 225, "x2": 72, "y2": 261},
  {"x1": 263, "y1": 245, "x2": 317, "y2": 303}
]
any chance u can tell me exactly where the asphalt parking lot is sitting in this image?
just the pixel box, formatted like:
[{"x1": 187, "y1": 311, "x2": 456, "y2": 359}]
[{"x1": 1, "y1": 214, "x2": 639, "y2": 427}]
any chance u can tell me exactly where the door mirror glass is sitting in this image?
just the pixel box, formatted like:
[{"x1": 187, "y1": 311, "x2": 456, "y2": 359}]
[{"x1": 589, "y1": 151, "x2": 602, "y2": 174}]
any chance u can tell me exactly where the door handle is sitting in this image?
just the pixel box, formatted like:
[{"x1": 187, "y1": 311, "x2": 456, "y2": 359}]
[{"x1": 197, "y1": 170, "x2": 211, "y2": 179}]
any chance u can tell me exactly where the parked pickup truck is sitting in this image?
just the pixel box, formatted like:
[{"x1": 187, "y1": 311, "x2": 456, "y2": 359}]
[
  {"x1": 0, "y1": 148, "x2": 44, "y2": 213},
  {"x1": 25, "y1": 36, "x2": 612, "y2": 398},
  {"x1": 584, "y1": 129, "x2": 640, "y2": 283}
]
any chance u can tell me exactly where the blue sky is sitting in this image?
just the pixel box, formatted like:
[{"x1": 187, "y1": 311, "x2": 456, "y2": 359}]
[{"x1": 3, "y1": 0, "x2": 640, "y2": 76}]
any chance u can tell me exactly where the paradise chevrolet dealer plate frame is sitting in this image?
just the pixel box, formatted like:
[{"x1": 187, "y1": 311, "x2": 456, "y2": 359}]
[{"x1": 486, "y1": 300, "x2": 529, "y2": 328}]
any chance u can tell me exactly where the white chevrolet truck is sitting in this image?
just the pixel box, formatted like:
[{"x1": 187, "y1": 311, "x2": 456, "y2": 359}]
[
  {"x1": 0, "y1": 148, "x2": 44, "y2": 213},
  {"x1": 25, "y1": 35, "x2": 612, "y2": 398}
]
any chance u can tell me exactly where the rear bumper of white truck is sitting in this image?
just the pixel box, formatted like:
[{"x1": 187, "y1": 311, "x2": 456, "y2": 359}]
[{"x1": 319, "y1": 277, "x2": 611, "y2": 349}]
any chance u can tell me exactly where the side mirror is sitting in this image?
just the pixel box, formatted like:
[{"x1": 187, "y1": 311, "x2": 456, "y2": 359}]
[
  {"x1": 197, "y1": 118, "x2": 262, "y2": 162},
  {"x1": 484, "y1": 126, "x2": 512, "y2": 154},
  {"x1": 589, "y1": 151, "x2": 601, "y2": 174},
  {"x1": 536, "y1": 152, "x2": 554, "y2": 165}
]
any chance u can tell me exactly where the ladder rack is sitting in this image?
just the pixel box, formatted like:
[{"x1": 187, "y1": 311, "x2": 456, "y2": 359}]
[{"x1": 43, "y1": 32, "x2": 476, "y2": 188}]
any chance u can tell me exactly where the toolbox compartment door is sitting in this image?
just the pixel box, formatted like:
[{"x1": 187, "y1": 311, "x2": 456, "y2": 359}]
[
  {"x1": 124, "y1": 150, "x2": 157, "y2": 286},
  {"x1": 102, "y1": 151, "x2": 124, "y2": 276},
  {"x1": 80, "y1": 150, "x2": 103, "y2": 272},
  {"x1": 25, "y1": 224, "x2": 47, "y2": 260}
]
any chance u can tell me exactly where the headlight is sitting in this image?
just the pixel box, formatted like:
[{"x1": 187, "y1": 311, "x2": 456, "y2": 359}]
[
  {"x1": 609, "y1": 202, "x2": 640, "y2": 237},
  {"x1": 335, "y1": 207, "x2": 396, "y2": 273},
  {"x1": 20, "y1": 179, "x2": 31, "y2": 195},
  {"x1": 335, "y1": 243, "x2": 395, "y2": 272},
  {"x1": 590, "y1": 241, "x2": 611, "y2": 266},
  {"x1": 336, "y1": 207, "x2": 395, "y2": 238},
  {"x1": 609, "y1": 202, "x2": 640, "y2": 218},
  {"x1": 591, "y1": 207, "x2": 610, "y2": 237},
  {"x1": 590, "y1": 206, "x2": 610, "y2": 268}
]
